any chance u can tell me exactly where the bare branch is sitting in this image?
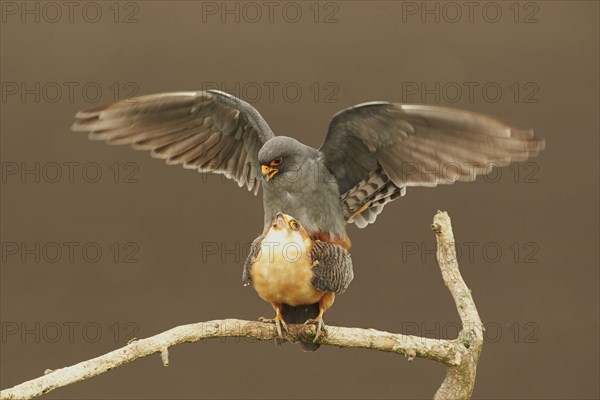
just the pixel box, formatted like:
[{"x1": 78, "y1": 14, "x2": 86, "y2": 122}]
[
  {"x1": 0, "y1": 320, "x2": 461, "y2": 400},
  {"x1": 1, "y1": 211, "x2": 484, "y2": 400},
  {"x1": 432, "y1": 211, "x2": 484, "y2": 400}
]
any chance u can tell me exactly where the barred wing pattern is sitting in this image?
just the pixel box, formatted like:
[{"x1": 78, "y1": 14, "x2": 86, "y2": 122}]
[{"x1": 310, "y1": 241, "x2": 354, "y2": 295}]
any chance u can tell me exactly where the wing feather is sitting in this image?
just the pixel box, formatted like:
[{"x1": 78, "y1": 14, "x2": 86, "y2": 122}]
[
  {"x1": 321, "y1": 103, "x2": 545, "y2": 227},
  {"x1": 310, "y1": 241, "x2": 354, "y2": 294},
  {"x1": 72, "y1": 90, "x2": 275, "y2": 193}
]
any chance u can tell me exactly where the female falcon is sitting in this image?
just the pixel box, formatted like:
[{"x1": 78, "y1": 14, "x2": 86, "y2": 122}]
[{"x1": 242, "y1": 212, "x2": 353, "y2": 351}]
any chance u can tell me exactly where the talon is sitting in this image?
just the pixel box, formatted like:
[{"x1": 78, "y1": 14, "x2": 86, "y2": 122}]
[
  {"x1": 259, "y1": 316, "x2": 287, "y2": 338},
  {"x1": 304, "y1": 318, "x2": 325, "y2": 342},
  {"x1": 279, "y1": 319, "x2": 288, "y2": 336}
]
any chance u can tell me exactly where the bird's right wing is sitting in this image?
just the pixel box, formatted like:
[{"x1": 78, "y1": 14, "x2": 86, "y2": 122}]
[
  {"x1": 71, "y1": 90, "x2": 275, "y2": 194},
  {"x1": 310, "y1": 241, "x2": 354, "y2": 295}
]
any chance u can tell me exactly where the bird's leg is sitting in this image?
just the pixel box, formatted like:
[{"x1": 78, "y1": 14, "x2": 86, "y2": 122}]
[
  {"x1": 303, "y1": 314, "x2": 323, "y2": 341},
  {"x1": 304, "y1": 292, "x2": 335, "y2": 342},
  {"x1": 259, "y1": 303, "x2": 287, "y2": 337}
]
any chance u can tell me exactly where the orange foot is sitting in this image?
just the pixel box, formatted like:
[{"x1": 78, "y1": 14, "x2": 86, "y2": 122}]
[{"x1": 259, "y1": 304, "x2": 287, "y2": 337}]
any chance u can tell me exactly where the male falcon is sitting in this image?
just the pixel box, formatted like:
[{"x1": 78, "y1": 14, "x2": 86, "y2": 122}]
[
  {"x1": 242, "y1": 212, "x2": 353, "y2": 351},
  {"x1": 71, "y1": 90, "x2": 545, "y2": 249}
]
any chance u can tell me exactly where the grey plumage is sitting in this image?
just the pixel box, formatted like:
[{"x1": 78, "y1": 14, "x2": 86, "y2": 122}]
[
  {"x1": 320, "y1": 102, "x2": 543, "y2": 194},
  {"x1": 72, "y1": 90, "x2": 274, "y2": 194},
  {"x1": 259, "y1": 137, "x2": 347, "y2": 238},
  {"x1": 72, "y1": 90, "x2": 543, "y2": 351},
  {"x1": 72, "y1": 90, "x2": 545, "y2": 237}
]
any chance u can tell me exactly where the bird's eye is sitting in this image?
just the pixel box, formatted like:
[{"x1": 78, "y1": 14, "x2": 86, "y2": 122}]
[
  {"x1": 289, "y1": 220, "x2": 299, "y2": 230},
  {"x1": 271, "y1": 157, "x2": 283, "y2": 166}
]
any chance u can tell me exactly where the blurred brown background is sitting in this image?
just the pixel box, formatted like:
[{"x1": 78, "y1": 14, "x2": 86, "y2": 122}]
[{"x1": 1, "y1": 1, "x2": 598, "y2": 399}]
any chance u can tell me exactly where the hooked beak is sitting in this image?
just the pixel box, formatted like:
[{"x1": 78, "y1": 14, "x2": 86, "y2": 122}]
[
  {"x1": 261, "y1": 164, "x2": 279, "y2": 180},
  {"x1": 273, "y1": 212, "x2": 286, "y2": 228}
]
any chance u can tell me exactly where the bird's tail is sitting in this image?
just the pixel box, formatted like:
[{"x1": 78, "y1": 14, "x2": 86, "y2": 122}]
[
  {"x1": 341, "y1": 168, "x2": 406, "y2": 228},
  {"x1": 281, "y1": 303, "x2": 320, "y2": 351}
]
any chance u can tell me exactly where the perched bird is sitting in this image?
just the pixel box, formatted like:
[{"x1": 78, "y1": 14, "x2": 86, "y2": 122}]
[
  {"x1": 71, "y1": 90, "x2": 545, "y2": 250},
  {"x1": 72, "y1": 90, "x2": 544, "y2": 348},
  {"x1": 242, "y1": 212, "x2": 353, "y2": 351}
]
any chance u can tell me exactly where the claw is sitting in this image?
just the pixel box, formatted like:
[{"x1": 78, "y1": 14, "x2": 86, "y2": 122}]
[
  {"x1": 259, "y1": 316, "x2": 287, "y2": 337},
  {"x1": 304, "y1": 318, "x2": 325, "y2": 342}
]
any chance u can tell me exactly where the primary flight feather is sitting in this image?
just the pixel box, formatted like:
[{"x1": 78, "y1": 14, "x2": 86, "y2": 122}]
[{"x1": 72, "y1": 90, "x2": 544, "y2": 246}]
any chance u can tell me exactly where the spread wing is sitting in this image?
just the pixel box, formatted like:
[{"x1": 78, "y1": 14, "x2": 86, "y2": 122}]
[
  {"x1": 242, "y1": 234, "x2": 264, "y2": 286},
  {"x1": 320, "y1": 103, "x2": 545, "y2": 227},
  {"x1": 310, "y1": 241, "x2": 354, "y2": 295},
  {"x1": 71, "y1": 90, "x2": 275, "y2": 194}
]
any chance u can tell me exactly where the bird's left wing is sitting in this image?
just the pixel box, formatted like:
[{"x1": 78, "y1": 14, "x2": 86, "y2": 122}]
[
  {"x1": 72, "y1": 90, "x2": 275, "y2": 194},
  {"x1": 310, "y1": 241, "x2": 354, "y2": 295},
  {"x1": 319, "y1": 103, "x2": 545, "y2": 227}
]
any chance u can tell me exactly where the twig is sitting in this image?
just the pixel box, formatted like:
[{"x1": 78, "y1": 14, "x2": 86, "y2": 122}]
[{"x1": 1, "y1": 211, "x2": 483, "y2": 400}]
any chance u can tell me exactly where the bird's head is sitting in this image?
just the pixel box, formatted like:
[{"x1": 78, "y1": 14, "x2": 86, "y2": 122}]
[
  {"x1": 266, "y1": 212, "x2": 312, "y2": 247},
  {"x1": 258, "y1": 137, "x2": 314, "y2": 182},
  {"x1": 260, "y1": 213, "x2": 312, "y2": 265}
]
